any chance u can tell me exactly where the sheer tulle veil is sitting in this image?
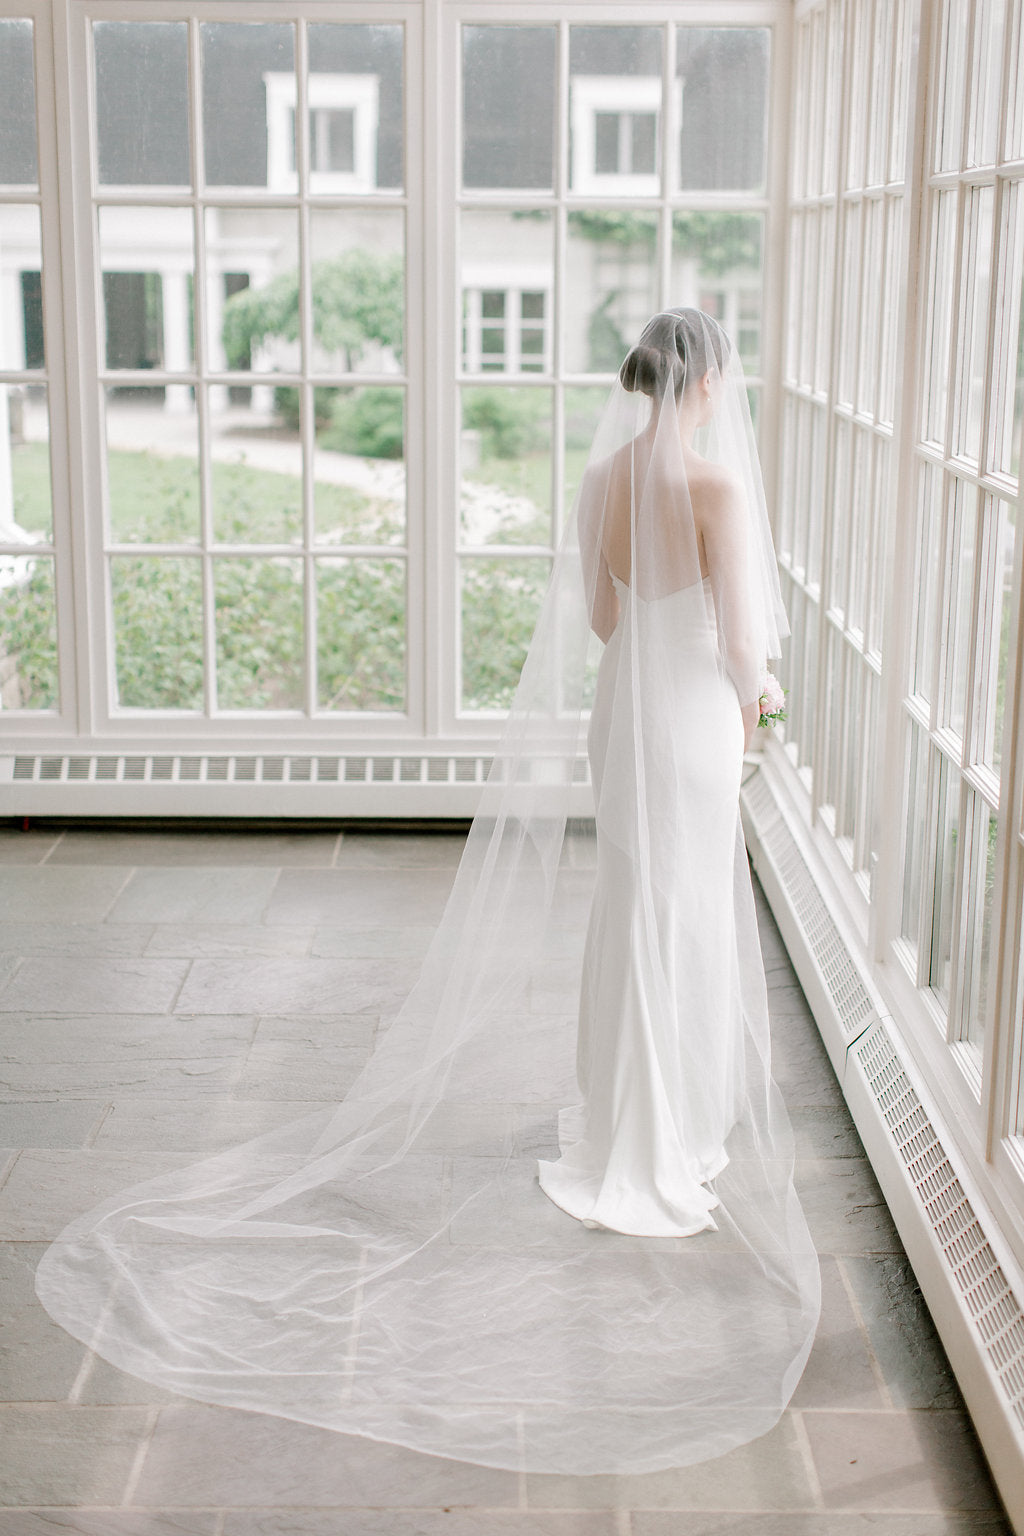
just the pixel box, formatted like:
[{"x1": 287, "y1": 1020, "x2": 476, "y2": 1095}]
[{"x1": 35, "y1": 309, "x2": 821, "y2": 1475}]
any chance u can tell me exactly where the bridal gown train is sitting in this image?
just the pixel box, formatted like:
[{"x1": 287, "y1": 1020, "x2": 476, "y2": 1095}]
[{"x1": 539, "y1": 571, "x2": 757, "y2": 1237}]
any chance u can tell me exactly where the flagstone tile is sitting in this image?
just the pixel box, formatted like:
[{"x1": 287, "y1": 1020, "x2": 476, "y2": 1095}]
[
  {"x1": 0, "y1": 959, "x2": 188, "y2": 1014},
  {"x1": 335, "y1": 832, "x2": 468, "y2": 868},
  {"x1": 794, "y1": 1159, "x2": 903, "y2": 1254},
  {"x1": 0, "y1": 1405, "x2": 153, "y2": 1505},
  {"x1": 176, "y1": 957, "x2": 419, "y2": 1016},
  {"x1": 790, "y1": 1256, "x2": 885, "y2": 1410},
  {"x1": 840, "y1": 1253, "x2": 961, "y2": 1410},
  {"x1": 265, "y1": 869, "x2": 456, "y2": 927},
  {"x1": 0, "y1": 923, "x2": 154, "y2": 957},
  {"x1": 0, "y1": 868, "x2": 132, "y2": 924},
  {"x1": 0, "y1": 1241, "x2": 88, "y2": 1400},
  {"x1": 0, "y1": 1100, "x2": 104, "y2": 1149},
  {"x1": 50, "y1": 831, "x2": 340, "y2": 867},
  {"x1": 106, "y1": 868, "x2": 280, "y2": 926},
  {"x1": 144, "y1": 925, "x2": 313, "y2": 959},
  {"x1": 802, "y1": 1408, "x2": 1002, "y2": 1511},
  {"x1": 0, "y1": 1015, "x2": 255, "y2": 1099},
  {"x1": 0, "y1": 1150, "x2": 207, "y2": 1240}
]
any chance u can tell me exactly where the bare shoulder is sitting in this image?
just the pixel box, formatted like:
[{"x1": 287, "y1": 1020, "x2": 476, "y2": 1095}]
[{"x1": 688, "y1": 458, "x2": 743, "y2": 513}]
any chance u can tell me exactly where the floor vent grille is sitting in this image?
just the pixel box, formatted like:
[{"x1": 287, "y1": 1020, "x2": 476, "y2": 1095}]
[
  {"x1": 854, "y1": 1022, "x2": 1024, "y2": 1431},
  {"x1": 742, "y1": 767, "x2": 877, "y2": 1042},
  {"x1": 6, "y1": 752, "x2": 509, "y2": 787}
]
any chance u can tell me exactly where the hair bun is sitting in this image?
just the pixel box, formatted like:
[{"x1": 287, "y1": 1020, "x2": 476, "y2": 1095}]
[{"x1": 619, "y1": 343, "x2": 677, "y2": 398}]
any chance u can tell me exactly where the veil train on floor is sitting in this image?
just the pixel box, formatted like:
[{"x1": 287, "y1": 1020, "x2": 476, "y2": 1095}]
[{"x1": 36, "y1": 309, "x2": 821, "y2": 1476}]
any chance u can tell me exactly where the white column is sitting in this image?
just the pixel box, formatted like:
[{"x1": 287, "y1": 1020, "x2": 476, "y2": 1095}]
[
  {"x1": 0, "y1": 386, "x2": 13, "y2": 529},
  {"x1": 160, "y1": 269, "x2": 192, "y2": 414}
]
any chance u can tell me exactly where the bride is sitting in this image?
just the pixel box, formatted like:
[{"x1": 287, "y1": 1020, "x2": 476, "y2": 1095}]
[{"x1": 36, "y1": 308, "x2": 820, "y2": 1477}]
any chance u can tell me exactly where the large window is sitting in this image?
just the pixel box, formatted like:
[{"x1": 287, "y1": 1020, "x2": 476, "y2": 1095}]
[{"x1": 0, "y1": 2, "x2": 776, "y2": 743}]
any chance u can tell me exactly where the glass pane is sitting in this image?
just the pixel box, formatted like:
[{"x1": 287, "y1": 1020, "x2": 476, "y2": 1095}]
[
  {"x1": 5, "y1": 384, "x2": 51, "y2": 541},
  {"x1": 0, "y1": 19, "x2": 37, "y2": 186},
  {"x1": 317, "y1": 557, "x2": 405, "y2": 711},
  {"x1": 966, "y1": 797, "x2": 998, "y2": 1048},
  {"x1": 838, "y1": 200, "x2": 861, "y2": 407},
  {"x1": 934, "y1": 0, "x2": 967, "y2": 172},
  {"x1": 308, "y1": 24, "x2": 404, "y2": 193},
  {"x1": 675, "y1": 28, "x2": 769, "y2": 192},
  {"x1": 460, "y1": 387, "x2": 551, "y2": 546},
  {"x1": 946, "y1": 479, "x2": 978, "y2": 739},
  {"x1": 461, "y1": 210, "x2": 552, "y2": 375},
  {"x1": 911, "y1": 460, "x2": 943, "y2": 699},
  {"x1": 564, "y1": 211, "x2": 657, "y2": 374},
  {"x1": 568, "y1": 27, "x2": 662, "y2": 194},
  {"x1": 94, "y1": 22, "x2": 189, "y2": 188},
  {"x1": 986, "y1": 496, "x2": 1016, "y2": 771},
  {"x1": 900, "y1": 721, "x2": 929, "y2": 954},
  {"x1": 100, "y1": 207, "x2": 194, "y2": 377},
  {"x1": 202, "y1": 22, "x2": 295, "y2": 190},
  {"x1": 671, "y1": 214, "x2": 764, "y2": 377},
  {"x1": 206, "y1": 207, "x2": 298, "y2": 379},
  {"x1": 922, "y1": 189, "x2": 956, "y2": 446},
  {"x1": 105, "y1": 388, "x2": 199, "y2": 544},
  {"x1": 929, "y1": 752, "x2": 961, "y2": 1012},
  {"x1": 968, "y1": 0, "x2": 1005, "y2": 169},
  {"x1": 991, "y1": 183, "x2": 1024, "y2": 480},
  {"x1": 460, "y1": 555, "x2": 549, "y2": 711},
  {"x1": 314, "y1": 385, "x2": 405, "y2": 545},
  {"x1": 0, "y1": 204, "x2": 41, "y2": 368},
  {"x1": 214, "y1": 556, "x2": 303, "y2": 709},
  {"x1": 211, "y1": 452, "x2": 301, "y2": 547},
  {"x1": 954, "y1": 184, "x2": 994, "y2": 465},
  {"x1": 462, "y1": 26, "x2": 555, "y2": 192},
  {"x1": 564, "y1": 386, "x2": 607, "y2": 513},
  {"x1": 0, "y1": 550, "x2": 56, "y2": 708},
  {"x1": 309, "y1": 209, "x2": 404, "y2": 374},
  {"x1": 111, "y1": 556, "x2": 202, "y2": 709}
]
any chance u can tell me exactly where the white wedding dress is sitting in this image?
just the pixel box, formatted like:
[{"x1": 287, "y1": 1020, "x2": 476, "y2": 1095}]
[{"x1": 539, "y1": 571, "x2": 756, "y2": 1237}]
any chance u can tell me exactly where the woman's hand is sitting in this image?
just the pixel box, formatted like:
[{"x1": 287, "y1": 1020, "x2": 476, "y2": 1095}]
[{"x1": 741, "y1": 700, "x2": 760, "y2": 752}]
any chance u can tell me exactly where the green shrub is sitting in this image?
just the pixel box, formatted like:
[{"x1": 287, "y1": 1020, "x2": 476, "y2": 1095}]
[{"x1": 320, "y1": 388, "x2": 405, "y2": 460}]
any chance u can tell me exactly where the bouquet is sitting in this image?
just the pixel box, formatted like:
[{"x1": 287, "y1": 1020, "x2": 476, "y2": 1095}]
[{"x1": 758, "y1": 671, "x2": 788, "y2": 728}]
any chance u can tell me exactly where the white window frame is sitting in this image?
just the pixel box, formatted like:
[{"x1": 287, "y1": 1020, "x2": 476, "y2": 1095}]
[
  {"x1": 569, "y1": 74, "x2": 668, "y2": 198},
  {"x1": 264, "y1": 70, "x2": 380, "y2": 195}
]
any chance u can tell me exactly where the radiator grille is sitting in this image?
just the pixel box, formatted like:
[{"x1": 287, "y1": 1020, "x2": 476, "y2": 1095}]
[{"x1": 4, "y1": 751, "x2": 537, "y2": 789}]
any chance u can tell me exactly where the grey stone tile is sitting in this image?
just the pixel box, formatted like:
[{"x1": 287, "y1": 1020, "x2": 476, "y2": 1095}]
[
  {"x1": 0, "y1": 1516, "x2": 219, "y2": 1535},
  {"x1": 634, "y1": 1516, "x2": 1012, "y2": 1535},
  {"x1": 49, "y1": 831, "x2": 340, "y2": 866},
  {"x1": 223, "y1": 1516, "x2": 619, "y2": 1536},
  {"x1": 311, "y1": 924, "x2": 437, "y2": 959},
  {"x1": 802, "y1": 1408, "x2": 1003, "y2": 1511},
  {"x1": 0, "y1": 1015, "x2": 255, "y2": 1099},
  {"x1": 0, "y1": 1241, "x2": 89, "y2": 1400},
  {"x1": 0, "y1": 830, "x2": 63, "y2": 864},
  {"x1": 74, "y1": 1352, "x2": 204, "y2": 1409},
  {"x1": 132, "y1": 1403, "x2": 519, "y2": 1507},
  {"x1": 794, "y1": 1160, "x2": 903, "y2": 1254},
  {"x1": 90, "y1": 1097, "x2": 333, "y2": 1155},
  {"x1": 107, "y1": 868, "x2": 280, "y2": 926},
  {"x1": 0, "y1": 868, "x2": 132, "y2": 924},
  {"x1": 0, "y1": 1405, "x2": 153, "y2": 1505},
  {"x1": 265, "y1": 869, "x2": 455, "y2": 927},
  {"x1": 790, "y1": 1256, "x2": 885, "y2": 1410},
  {"x1": 0, "y1": 1101, "x2": 105, "y2": 1149},
  {"x1": 841, "y1": 1254, "x2": 961, "y2": 1409},
  {"x1": 335, "y1": 832, "x2": 468, "y2": 868},
  {"x1": 176, "y1": 957, "x2": 419, "y2": 1016},
  {"x1": 144, "y1": 925, "x2": 312, "y2": 958},
  {"x1": 787, "y1": 1105, "x2": 865, "y2": 1160},
  {"x1": 0, "y1": 923, "x2": 154, "y2": 957},
  {"x1": 235, "y1": 1016, "x2": 375, "y2": 1100},
  {"x1": 0, "y1": 1150, "x2": 186, "y2": 1240},
  {"x1": 766, "y1": 980, "x2": 817, "y2": 1018},
  {"x1": 0, "y1": 959, "x2": 188, "y2": 1014},
  {"x1": 525, "y1": 1413, "x2": 813, "y2": 1509},
  {"x1": 770, "y1": 1030, "x2": 846, "y2": 1108}
]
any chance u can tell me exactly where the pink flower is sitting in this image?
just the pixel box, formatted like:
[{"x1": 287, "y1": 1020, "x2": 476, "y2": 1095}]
[{"x1": 759, "y1": 672, "x2": 786, "y2": 715}]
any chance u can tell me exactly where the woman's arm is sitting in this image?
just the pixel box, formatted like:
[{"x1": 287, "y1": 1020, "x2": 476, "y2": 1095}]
[
  {"x1": 577, "y1": 466, "x2": 620, "y2": 643},
  {"x1": 701, "y1": 472, "x2": 762, "y2": 736}
]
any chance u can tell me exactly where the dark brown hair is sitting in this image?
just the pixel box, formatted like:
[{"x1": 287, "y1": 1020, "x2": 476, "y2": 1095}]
[{"x1": 619, "y1": 308, "x2": 731, "y2": 400}]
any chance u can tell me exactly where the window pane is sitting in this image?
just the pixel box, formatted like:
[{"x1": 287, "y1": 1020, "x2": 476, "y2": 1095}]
[
  {"x1": 934, "y1": 0, "x2": 968, "y2": 172},
  {"x1": 313, "y1": 385, "x2": 405, "y2": 545},
  {"x1": 900, "y1": 721, "x2": 929, "y2": 955},
  {"x1": 214, "y1": 556, "x2": 304, "y2": 710},
  {"x1": 676, "y1": 28, "x2": 769, "y2": 192},
  {"x1": 0, "y1": 204, "x2": 41, "y2": 368},
  {"x1": 460, "y1": 556, "x2": 549, "y2": 711},
  {"x1": 922, "y1": 189, "x2": 956, "y2": 446},
  {"x1": 308, "y1": 24, "x2": 404, "y2": 192},
  {"x1": 94, "y1": 22, "x2": 189, "y2": 188},
  {"x1": 569, "y1": 27, "x2": 662, "y2": 194},
  {"x1": 309, "y1": 209, "x2": 404, "y2": 375},
  {"x1": 0, "y1": 550, "x2": 56, "y2": 709},
  {"x1": 6, "y1": 385, "x2": 51, "y2": 542},
  {"x1": 317, "y1": 557, "x2": 405, "y2": 711},
  {"x1": 990, "y1": 499, "x2": 1016, "y2": 770},
  {"x1": 945, "y1": 478, "x2": 978, "y2": 740},
  {"x1": 111, "y1": 556, "x2": 203, "y2": 709},
  {"x1": 461, "y1": 210, "x2": 552, "y2": 375},
  {"x1": 991, "y1": 182, "x2": 1024, "y2": 480},
  {"x1": 206, "y1": 207, "x2": 297, "y2": 381},
  {"x1": 929, "y1": 752, "x2": 961, "y2": 1012},
  {"x1": 202, "y1": 22, "x2": 294, "y2": 190},
  {"x1": 966, "y1": 797, "x2": 998, "y2": 1049},
  {"x1": 462, "y1": 26, "x2": 555, "y2": 192},
  {"x1": 564, "y1": 386, "x2": 607, "y2": 514},
  {"x1": 0, "y1": 18, "x2": 37, "y2": 186},
  {"x1": 672, "y1": 213, "x2": 765, "y2": 377},
  {"x1": 105, "y1": 388, "x2": 199, "y2": 544},
  {"x1": 460, "y1": 386, "x2": 551, "y2": 546},
  {"x1": 911, "y1": 460, "x2": 943, "y2": 699},
  {"x1": 953, "y1": 184, "x2": 994, "y2": 465},
  {"x1": 100, "y1": 206, "x2": 194, "y2": 378},
  {"x1": 211, "y1": 454, "x2": 301, "y2": 547},
  {"x1": 565, "y1": 211, "x2": 658, "y2": 374}
]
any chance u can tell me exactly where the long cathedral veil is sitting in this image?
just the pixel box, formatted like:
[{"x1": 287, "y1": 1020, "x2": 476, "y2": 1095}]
[{"x1": 36, "y1": 310, "x2": 820, "y2": 1476}]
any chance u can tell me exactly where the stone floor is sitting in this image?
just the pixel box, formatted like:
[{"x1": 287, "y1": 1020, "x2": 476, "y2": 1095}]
[{"x1": 0, "y1": 824, "x2": 1013, "y2": 1535}]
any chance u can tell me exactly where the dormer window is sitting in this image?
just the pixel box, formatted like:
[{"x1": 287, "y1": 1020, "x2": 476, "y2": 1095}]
[
  {"x1": 264, "y1": 72, "x2": 378, "y2": 192},
  {"x1": 570, "y1": 76, "x2": 664, "y2": 196}
]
